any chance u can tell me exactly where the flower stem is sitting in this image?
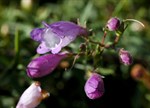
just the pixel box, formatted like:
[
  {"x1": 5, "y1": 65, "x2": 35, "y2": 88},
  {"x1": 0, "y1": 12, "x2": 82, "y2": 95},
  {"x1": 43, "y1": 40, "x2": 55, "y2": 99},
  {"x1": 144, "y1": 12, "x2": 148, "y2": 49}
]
[
  {"x1": 124, "y1": 19, "x2": 145, "y2": 27},
  {"x1": 101, "y1": 31, "x2": 107, "y2": 45}
]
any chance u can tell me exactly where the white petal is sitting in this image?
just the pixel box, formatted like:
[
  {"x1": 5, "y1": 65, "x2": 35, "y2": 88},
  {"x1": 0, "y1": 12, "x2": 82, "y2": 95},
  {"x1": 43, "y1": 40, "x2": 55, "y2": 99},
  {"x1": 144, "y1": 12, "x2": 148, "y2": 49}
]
[
  {"x1": 37, "y1": 42, "x2": 50, "y2": 54},
  {"x1": 16, "y1": 82, "x2": 43, "y2": 108},
  {"x1": 43, "y1": 28, "x2": 61, "y2": 49}
]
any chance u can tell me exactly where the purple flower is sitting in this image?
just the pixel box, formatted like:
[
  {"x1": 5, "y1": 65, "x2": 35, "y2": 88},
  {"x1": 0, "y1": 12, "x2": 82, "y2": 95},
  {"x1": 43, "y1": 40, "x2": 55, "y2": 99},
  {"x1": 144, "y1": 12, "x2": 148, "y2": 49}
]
[
  {"x1": 106, "y1": 17, "x2": 120, "y2": 31},
  {"x1": 16, "y1": 81, "x2": 49, "y2": 108},
  {"x1": 30, "y1": 21, "x2": 88, "y2": 54},
  {"x1": 84, "y1": 73, "x2": 104, "y2": 99},
  {"x1": 119, "y1": 48, "x2": 133, "y2": 65},
  {"x1": 26, "y1": 52, "x2": 68, "y2": 78}
]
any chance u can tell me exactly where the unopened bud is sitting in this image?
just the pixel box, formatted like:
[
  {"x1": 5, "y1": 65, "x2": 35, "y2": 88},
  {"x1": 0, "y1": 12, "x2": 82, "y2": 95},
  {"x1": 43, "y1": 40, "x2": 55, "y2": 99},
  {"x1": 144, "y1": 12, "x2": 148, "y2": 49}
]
[
  {"x1": 84, "y1": 73, "x2": 104, "y2": 99},
  {"x1": 106, "y1": 17, "x2": 120, "y2": 31},
  {"x1": 16, "y1": 81, "x2": 49, "y2": 108},
  {"x1": 119, "y1": 48, "x2": 132, "y2": 65},
  {"x1": 27, "y1": 53, "x2": 67, "y2": 78}
]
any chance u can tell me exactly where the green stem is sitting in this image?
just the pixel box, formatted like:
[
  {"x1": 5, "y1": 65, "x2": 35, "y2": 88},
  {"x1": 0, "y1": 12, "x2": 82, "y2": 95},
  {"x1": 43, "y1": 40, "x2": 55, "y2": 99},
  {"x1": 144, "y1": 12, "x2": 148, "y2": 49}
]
[
  {"x1": 14, "y1": 28, "x2": 20, "y2": 61},
  {"x1": 101, "y1": 31, "x2": 107, "y2": 45},
  {"x1": 124, "y1": 19, "x2": 145, "y2": 27}
]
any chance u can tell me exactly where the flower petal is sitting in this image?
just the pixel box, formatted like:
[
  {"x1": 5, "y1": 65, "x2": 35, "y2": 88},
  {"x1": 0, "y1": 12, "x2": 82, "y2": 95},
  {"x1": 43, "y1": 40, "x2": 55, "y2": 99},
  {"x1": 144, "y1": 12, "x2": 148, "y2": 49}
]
[
  {"x1": 119, "y1": 48, "x2": 132, "y2": 65},
  {"x1": 37, "y1": 42, "x2": 50, "y2": 54},
  {"x1": 106, "y1": 17, "x2": 120, "y2": 31},
  {"x1": 16, "y1": 82, "x2": 49, "y2": 108},
  {"x1": 26, "y1": 52, "x2": 68, "y2": 78},
  {"x1": 51, "y1": 21, "x2": 87, "y2": 36},
  {"x1": 51, "y1": 46, "x2": 62, "y2": 54},
  {"x1": 30, "y1": 28, "x2": 44, "y2": 42},
  {"x1": 31, "y1": 21, "x2": 88, "y2": 54},
  {"x1": 84, "y1": 73, "x2": 104, "y2": 99},
  {"x1": 43, "y1": 28, "x2": 61, "y2": 48}
]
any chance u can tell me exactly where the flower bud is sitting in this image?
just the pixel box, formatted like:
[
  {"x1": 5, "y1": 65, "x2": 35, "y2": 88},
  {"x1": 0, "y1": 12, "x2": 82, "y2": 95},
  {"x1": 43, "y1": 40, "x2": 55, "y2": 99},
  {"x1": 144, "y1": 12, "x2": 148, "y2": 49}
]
[
  {"x1": 26, "y1": 53, "x2": 67, "y2": 78},
  {"x1": 16, "y1": 81, "x2": 49, "y2": 108},
  {"x1": 84, "y1": 73, "x2": 104, "y2": 99},
  {"x1": 119, "y1": 48, "x2": 132, "y2": 65},
  {"x1": 106, "y1": 17, "x2": 120, "y2": 31},
  {"x1": 130, "y1": 64, "x2": 146, "y2": 80}
]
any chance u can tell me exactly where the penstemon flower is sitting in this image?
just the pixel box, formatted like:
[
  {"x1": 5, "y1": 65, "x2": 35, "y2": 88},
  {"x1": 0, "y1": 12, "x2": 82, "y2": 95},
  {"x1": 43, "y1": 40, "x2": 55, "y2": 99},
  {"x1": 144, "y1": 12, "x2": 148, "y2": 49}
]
[
  {"x1": 106, "y1": 17, "x2": 120, "y2": 31},
  {"x1": 16, "y1": 81, "x2": 49, "y2": 108},
  {"x1": 26, "y1": 52, "x2": 68, "y2": 78},
  {"x1": 30, "y1": 21, "x2": 88, "y2": 54},
  {"x1": 119, "y1": 48, "x2": 133, "y2": 65},
  {"x1": 84, "y1": 73, "x2": 104, "y2": 99}
]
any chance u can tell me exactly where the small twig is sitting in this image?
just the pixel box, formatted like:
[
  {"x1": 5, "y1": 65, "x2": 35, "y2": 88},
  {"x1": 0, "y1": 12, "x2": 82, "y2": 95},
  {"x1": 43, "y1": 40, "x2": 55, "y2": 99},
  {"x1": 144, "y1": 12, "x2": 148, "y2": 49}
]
[
  {"x1": 124, "y1": 19, "x2": 145, "y2": 28},
  {"x1": 101, "y1": 31, "x2": 107, "y2": 45}
]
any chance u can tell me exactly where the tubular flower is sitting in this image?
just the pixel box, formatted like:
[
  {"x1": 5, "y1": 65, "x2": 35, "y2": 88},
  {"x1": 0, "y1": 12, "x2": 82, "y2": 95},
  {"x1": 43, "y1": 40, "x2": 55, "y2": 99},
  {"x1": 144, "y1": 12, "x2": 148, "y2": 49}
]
[
  {"x1": 30, "y1": 21, "x2": 88, "y2": 54},
  {"x1": 84, "y1": 73, "x2": 104, "y2": 99},
  {"x1": 26, "y1": 52, "x2": 68, "y2": 78},
  {"x1": 16, "y1": 81, "x2": 49, "y2": 108},
  {"x1": 106, "y1": 17, "x2": 120, "y2": 31},
  {"x1": 119, "y1": 48, "x2": 133, "y2": 65}
]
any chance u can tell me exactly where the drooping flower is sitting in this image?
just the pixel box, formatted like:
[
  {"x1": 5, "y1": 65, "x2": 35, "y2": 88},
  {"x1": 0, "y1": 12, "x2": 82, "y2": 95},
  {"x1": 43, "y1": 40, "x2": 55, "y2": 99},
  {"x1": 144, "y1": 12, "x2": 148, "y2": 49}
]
[
  {"x1": 84, "y1": 73, "x2": 104, "y2": 99},
  {"x1": 16, "y1": 81, "x2": 49, "y2": 108},
  {"x1": 26, "y1": 52, "x2": 68, "y2": 78},
  {"x1": 119, "y1": 48, "x2": 132, "y2": 65},
  {"x1": 30, "y1": 21, "x2": 88, "y2": 54},
  {"x1": 106, "y1": 17, "x2": 120, "y2": 31}
]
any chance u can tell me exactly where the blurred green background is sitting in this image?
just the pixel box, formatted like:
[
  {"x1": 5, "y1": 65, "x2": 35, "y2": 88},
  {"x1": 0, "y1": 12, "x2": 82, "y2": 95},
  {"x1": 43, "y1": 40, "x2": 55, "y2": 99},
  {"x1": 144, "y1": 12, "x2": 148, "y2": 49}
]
[{"x1": 0, "y1": 0, "x2": 150, "y2": 108}]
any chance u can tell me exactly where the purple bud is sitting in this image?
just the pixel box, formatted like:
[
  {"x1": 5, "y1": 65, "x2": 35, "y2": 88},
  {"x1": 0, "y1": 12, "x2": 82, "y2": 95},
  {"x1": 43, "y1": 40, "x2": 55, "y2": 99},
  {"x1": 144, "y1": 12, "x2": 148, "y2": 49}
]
[
  {"x1": 30, "y1": 21, "x2": 88, "y2": 54},
  {"x1": 26, "y1": 52, "x2": 67, "y2": 78},
  {"x1": 119, "y1": 48, "x2": 133, "y2": 65},
  {"x1": 106, "y1": 17, "x2": 120, "y2": 31},
  {"x1": 16, "y1": 81, "x2": 49, "y2": 108},
  {"x1": 84, "y1": 73, "x2": 104, "y2": 99}
]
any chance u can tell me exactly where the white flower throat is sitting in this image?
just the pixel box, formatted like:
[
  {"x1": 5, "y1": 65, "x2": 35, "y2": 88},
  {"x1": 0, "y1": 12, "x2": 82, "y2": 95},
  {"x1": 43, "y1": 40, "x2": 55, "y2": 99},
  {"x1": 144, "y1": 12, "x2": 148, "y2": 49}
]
[{"x1": 43, "y1": 29, "x2": 61, "y2": 49}]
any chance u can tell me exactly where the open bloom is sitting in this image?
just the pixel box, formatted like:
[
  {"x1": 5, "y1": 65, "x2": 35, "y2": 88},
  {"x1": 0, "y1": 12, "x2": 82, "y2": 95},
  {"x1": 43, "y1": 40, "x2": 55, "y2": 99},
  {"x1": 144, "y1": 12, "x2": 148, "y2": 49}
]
[
  {"x1": 26, "y1": 52, "x2": 68, "y2": 78},
  {"x1": 30, "y1": 21, "x2": 88, "y2": 54},
  {"x1": 106, "y1": 17, "x2": 120, "y2": 31},
  {"x1": 84, "y1": 73, "x2": 104, "y2": 99},
  {"x1": 119, "y1": 48, "x2": 132, "y2": 65},
  {"x1": 16, "y1": 81, "x2": 49, "y2": 108}
]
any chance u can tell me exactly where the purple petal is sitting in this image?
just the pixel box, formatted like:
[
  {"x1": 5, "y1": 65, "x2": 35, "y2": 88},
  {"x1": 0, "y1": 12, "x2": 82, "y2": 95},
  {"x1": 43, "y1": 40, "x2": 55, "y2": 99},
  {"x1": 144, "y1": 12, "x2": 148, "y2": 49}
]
[
  {"x1": 31, "y1": 21, "x2": 88, "y2": 54},
  {"x1": 42, "y1": 21, "x2": 88, "y2": 54},
  {"x1": 84, "y1": 73, "x2": 104, "y2": 99},
  {"x1": 37, "y1": 42, "x2": 50, "y2": 54},
  {"x1": 106, "y1": 17, "x2": 120, "y2": 31},
  {"x1": 119, "y1": 49, "x2": 132, "y2": 65},
  {"x1": 51, "y1": 46, "x2": 62, "y2": 54},
  {"x1": 49, "y1": 21, "x2": 87, "y2": 38},
  {"x1": 26, "y1": 53, "x2": 68, "y2": 78},
  {"x1": 30, "y1": 28, "x2": 44, "y2": 42}
]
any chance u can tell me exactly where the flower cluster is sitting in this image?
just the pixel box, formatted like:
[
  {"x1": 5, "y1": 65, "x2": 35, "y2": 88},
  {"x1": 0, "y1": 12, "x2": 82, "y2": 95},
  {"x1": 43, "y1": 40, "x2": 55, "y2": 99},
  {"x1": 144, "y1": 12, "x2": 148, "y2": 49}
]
[
  {"x1": 16, "y1": 17, "x2": 143, "y2": 107},
  {"x1": 16, "y1": 21, "x2": 88, "y2": 107}
]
